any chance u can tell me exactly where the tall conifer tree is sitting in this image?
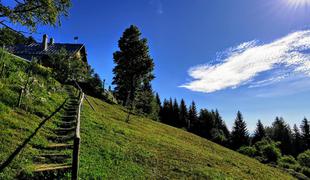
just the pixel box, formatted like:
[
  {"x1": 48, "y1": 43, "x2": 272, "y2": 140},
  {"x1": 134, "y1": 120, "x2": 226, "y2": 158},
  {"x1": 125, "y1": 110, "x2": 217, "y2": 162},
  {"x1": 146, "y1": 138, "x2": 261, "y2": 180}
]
[
  {"x1": 271, "y1": 117, "x2": 293, "y2": 155},
  {"x1": 179, "y1": 99, "x2": 188, "y2": 128},
  {"x1": 252, "y1": 120, "x2": 266, "y2": 145},
  {"x1": 188, "y1": 101, "x2": 198, "y2": 131},
  {"x1": 112, "y1": 25, "x2": 154, "y2": 120},
  {"x1": 292, "y1": 124, "x2": 302, "y2": 156},
  {"x1": 231, "y1": 111, "x2": 249, "y2": 150},
  {"x1": 173, "y1": 99, "x2": 180, "y2": 127},
  {"x1": 301, "y1": 118, "x2": 310, "y2": 150}
]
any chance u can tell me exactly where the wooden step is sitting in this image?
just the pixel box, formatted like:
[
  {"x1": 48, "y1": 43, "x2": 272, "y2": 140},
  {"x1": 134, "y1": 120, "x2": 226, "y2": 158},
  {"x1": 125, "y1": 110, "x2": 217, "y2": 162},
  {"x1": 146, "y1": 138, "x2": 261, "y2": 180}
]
[
  {"x1": 54, "y1": 127, "x2": 76, "y2": 132},
  {"x1": 54, "y1": 120, "x2": 76, "y2": 125},
  {"x1": 64, "y1": 107, "x2": 77, "y2": 111},
  {"x1": 45, "y1": 143, "x2": 73, "y2": 150},
  {"x1": 53, "y1": 128, "x2": 75, "y2": 136},
  {"x1": 47, "y1": 134, "x2": 75, "y2": 143},
  {"x1": 61, "y1": 115, "x2": 77, "y2": 118},
  {"x1": 34, "y1": 163, "x2": 71, "y2": 172},
  {"x1": 34, "y1": 154, "x2": 71, "y2": 163}
]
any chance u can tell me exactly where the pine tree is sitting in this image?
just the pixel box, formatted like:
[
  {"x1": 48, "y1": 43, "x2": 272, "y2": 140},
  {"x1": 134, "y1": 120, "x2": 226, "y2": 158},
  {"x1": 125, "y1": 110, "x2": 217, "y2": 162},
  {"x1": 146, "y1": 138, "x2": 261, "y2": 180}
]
[
  {"x1": 292, "y1": 124, "x2": 302, "y2": 156},
  {"x1": 160, "y1": 99, "x2": 171, "y2": 124},
  {"x1": 198, "y1": 109, "x2": 210, "y2": 137},
  {"x1": 230, "y1": 111, "x2": 249, "y2": 150},
  {"x1": 135, "y1": 83, "x2": 154, "y2": 115},
  {"x1": 179, "y1": 99, "x2": 188, "y2": 128},
  {"x1": 156, "y1": 93, "x2": 162, "y2": 120},
  {"x1": 300, "y1": 118, "x2": 310, "y2": 150},
  {"x1": 214, "y1": 109, "x2": 230, "y2": 139},
  {"x1": 188, "y1": 101, "x2": 198, "y2": 131},
  {"x1": 173, "y1": 99, "x2": 180, "y2": 127},
  {"x1": 252, "y1": 120, "x2": 266, "y2": 145},
  {"x1": 271, "y1": 117, "x2": 293, "y2": 155},
  {"x1": 168, "y1": 98, "x2": 174, "y2": 125},
  {"x1": 112, "y1": 25, "x2": 155, "y2": 110},
  {"x1": 155, "y1": 93, "x2": 161, "y2": 110}
]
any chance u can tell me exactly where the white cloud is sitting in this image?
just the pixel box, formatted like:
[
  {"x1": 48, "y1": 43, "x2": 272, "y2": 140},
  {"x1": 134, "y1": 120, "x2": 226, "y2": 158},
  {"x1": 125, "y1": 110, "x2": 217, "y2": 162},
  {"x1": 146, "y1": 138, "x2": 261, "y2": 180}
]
[{"x1": 181, "y1": 30, "x2": 310, "y2": 93}]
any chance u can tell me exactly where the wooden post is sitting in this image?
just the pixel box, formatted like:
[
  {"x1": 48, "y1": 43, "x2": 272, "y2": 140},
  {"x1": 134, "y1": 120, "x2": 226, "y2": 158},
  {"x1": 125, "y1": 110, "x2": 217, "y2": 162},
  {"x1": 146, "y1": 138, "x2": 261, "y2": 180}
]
[
  {"x1": 71, "y1": 92, "x2": 84, "y2": 180},
  {"x1": 71, "y1": 137, "x2": 80, "y2": 180}
]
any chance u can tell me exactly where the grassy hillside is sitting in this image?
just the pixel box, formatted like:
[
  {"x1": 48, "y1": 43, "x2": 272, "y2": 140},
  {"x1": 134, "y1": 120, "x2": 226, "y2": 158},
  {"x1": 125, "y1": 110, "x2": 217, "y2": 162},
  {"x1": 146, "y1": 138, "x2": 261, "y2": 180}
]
[
  {"x1": 79, "y1": 97, "x2": 294, "y2": 179},
  {"x1": 0, "y1": 50, "x2": 68, "y2": 179},
  {"x1": 0, "y1": 50, "x2": 294, "y2": 179}
]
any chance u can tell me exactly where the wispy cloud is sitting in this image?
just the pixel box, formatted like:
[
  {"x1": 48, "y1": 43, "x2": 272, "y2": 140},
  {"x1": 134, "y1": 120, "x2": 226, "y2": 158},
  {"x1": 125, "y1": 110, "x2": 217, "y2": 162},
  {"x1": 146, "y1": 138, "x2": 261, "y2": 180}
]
[
  {"x1": 181, "y1": 30, "x2": 310, "y2": 93},
  {"x1": 149, "y1": 0, "x2": 163, "y2": 15}
]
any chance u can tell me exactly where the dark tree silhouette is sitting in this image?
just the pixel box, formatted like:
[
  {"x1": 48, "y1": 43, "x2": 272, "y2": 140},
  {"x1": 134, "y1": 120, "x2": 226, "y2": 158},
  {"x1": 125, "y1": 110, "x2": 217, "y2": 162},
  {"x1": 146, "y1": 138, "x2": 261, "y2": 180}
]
[
  {"x1": 112, "y1": 25, "x2": 155, "y2": 121},
  {"x1": 252, "y1": 120, "x2": 266, "y2": 145},
  {"x1": 179, "y1": 99, "x2": 188, "y2": 128},
  {"x1": 301, "y1": 117, "x2": 310, "y2": 150},
  {"x1": 292, "y1": 124, "x2": 303, "y2": 156},
  {"x1": 231, "y1": 111, "x2": 249, "y2": 150},
  {"x1": 172, "y1": 99, "x2": 180, "y2": 127},
  {"x1": 188, "y1": 101, "x2": 198, "y2": 131},
  {"x1": 271, "y1": 117, "x2": 293, "y2": 155}
]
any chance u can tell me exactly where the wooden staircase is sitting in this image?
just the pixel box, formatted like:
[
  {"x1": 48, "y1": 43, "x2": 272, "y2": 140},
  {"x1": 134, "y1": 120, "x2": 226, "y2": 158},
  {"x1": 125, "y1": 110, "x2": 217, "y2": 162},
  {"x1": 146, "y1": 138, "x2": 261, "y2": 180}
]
[{"x1": 32, "y1": 86, "x2": 80, "y2": 179}]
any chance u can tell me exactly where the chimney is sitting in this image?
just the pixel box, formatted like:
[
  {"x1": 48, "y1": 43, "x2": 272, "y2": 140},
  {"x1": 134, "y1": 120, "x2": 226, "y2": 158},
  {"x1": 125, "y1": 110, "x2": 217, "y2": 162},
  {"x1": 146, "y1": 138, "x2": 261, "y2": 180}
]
[
  {"x1": 42, "y1": 34, "x2": 48, "y2": 51},
  {"x1": 49, "y1": 38, "x2": 55, "y2": 45}
]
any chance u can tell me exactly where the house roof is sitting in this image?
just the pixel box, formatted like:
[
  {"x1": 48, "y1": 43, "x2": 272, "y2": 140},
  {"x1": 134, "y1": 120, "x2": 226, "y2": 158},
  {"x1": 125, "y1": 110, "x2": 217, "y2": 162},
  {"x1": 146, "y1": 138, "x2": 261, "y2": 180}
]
[{"x1": 6, "y1": 42, "x2": 87, "y2": 62}]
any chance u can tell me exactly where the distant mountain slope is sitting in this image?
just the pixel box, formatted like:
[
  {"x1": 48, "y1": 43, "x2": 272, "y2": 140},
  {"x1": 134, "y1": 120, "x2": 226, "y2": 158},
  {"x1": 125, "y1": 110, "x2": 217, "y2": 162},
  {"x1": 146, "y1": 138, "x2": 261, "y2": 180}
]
[{"x1": 80, "y1": 97, "x2": 294, "y2": 179}]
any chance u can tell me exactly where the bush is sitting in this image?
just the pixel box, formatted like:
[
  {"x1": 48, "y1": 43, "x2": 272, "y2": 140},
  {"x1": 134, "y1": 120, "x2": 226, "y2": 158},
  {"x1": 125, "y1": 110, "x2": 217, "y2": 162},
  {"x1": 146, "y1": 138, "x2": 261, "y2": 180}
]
[
  {"x1": 278, "y1": 155, "x2": 300, "y2": 170},
  {"x1": 262, "y1": 145, "x2": 281, "y2": 163},
  {"x1": 254, "y1": 138, "x2": 281, "y2": 163},
  {"x1": 301, "y1": 167, "x2": 310, "y2": 177},
  {"x1": 297, "y1": 150, "x2": 310, "y2": 168},
  {"x1": 238, "y1": 146, "x2": 257, "y2": 157}
]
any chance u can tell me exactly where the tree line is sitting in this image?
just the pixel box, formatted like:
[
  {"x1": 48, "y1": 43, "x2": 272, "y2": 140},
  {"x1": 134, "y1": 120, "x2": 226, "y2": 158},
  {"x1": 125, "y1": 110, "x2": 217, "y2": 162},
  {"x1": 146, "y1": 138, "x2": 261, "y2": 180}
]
[{"x1": 157, "y1": 97, "x2": 310, "y2": 156}]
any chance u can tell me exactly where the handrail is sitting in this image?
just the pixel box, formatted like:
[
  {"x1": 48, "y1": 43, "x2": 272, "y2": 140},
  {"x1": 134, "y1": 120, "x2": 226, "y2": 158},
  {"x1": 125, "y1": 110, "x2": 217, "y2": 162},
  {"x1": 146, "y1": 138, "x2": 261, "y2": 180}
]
[
  {"x1": 73, "y1": 80, "x2": 95, "y2": 111},
  {"x1": 76, "y1": 92, "x2": 84, "y2": 138},
  {"x1": 71, "y1": 91, "x2": 84, "y2": 180}
]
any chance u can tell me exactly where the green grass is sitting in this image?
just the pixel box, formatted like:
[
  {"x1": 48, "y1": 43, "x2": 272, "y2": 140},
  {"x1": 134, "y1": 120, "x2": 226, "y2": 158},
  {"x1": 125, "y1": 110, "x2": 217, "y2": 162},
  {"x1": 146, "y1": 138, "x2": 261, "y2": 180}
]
[
  {"x1": 0, "y1": 50, "x2": 68, "y2": 179},
  {"x1": 0, "y1": 49, "x2": 295, "y2": 179},
  {"x1": 79, "y1": 97, "x2": 295, "y2": 179}
]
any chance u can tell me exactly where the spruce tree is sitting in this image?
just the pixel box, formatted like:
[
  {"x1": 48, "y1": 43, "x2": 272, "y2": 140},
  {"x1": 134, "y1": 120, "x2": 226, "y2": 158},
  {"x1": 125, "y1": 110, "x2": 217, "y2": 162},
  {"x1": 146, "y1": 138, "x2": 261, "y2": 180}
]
[
  {"x1": 292, "y1": 124, "x2": 302, "y2": 156},
  {"x1": 188, "y1": 101, "x2": 198, "y2": 131},
  {"x1": 179, "y1": 99, "x2": 188, "y2": 128},
  {"x1": 156, "y1": 93, "x2": 162, "y2": 120},
  {"x1": 230, "y1": 111, "x2": 249, "y2": 150},
  {"x1": 160, "y1": 99, "x2": 170, "y2": 123},
  {"x1": 271, "y1": 117, "x2": 293, "y2": 155},
  {"x1": 300, "y1": 118, "x2": 310, "y2": 150},
  {"x1": 155, "y1": 93, "x2": 161, "y2": 110},
  {"x1": 214, "y1": 109, "x2": 230, "y2": 139},
  {"x1": 173, "y1": 99, "x2": 180, "y2": 127},
  {"x1": 252, "y1": 120, "x2": 266, "y2": 145},
  {"x1": 198, "y1": 109, "x2": 210, "y2": 137},
  {"x1": 113, "y1": 25, "x2": 155, "y2": 106}
]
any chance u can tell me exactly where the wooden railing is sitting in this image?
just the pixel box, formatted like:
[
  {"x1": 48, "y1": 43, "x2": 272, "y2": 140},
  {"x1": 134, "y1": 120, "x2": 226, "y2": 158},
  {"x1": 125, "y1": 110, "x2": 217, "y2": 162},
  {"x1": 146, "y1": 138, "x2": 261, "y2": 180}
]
[{"x1": 71, "y1": 91, "x2": 84, "y2": 180}]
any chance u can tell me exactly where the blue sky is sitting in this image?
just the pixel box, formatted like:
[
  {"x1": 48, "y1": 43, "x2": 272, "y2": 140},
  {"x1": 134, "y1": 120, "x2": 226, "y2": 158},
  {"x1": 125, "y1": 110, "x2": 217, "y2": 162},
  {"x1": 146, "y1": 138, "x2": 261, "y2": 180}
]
[{"x1": 7, "y1": 0, "x2": 310, "y2": 131}]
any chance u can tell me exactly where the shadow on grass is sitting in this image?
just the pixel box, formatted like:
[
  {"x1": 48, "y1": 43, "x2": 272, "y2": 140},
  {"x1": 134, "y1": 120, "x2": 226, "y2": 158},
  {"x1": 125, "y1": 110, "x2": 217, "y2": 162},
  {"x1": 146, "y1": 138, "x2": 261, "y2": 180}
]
[{"x1": 0, "y1": 98, "x2": 68, "y2": 173}]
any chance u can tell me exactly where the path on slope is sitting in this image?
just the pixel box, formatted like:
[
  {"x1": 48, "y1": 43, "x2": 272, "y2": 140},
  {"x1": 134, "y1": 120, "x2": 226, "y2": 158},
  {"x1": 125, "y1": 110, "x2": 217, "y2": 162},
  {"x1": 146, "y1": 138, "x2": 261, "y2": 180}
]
[{"x1": 31, "y1": 86, "x2": 79, "y2": 179}]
